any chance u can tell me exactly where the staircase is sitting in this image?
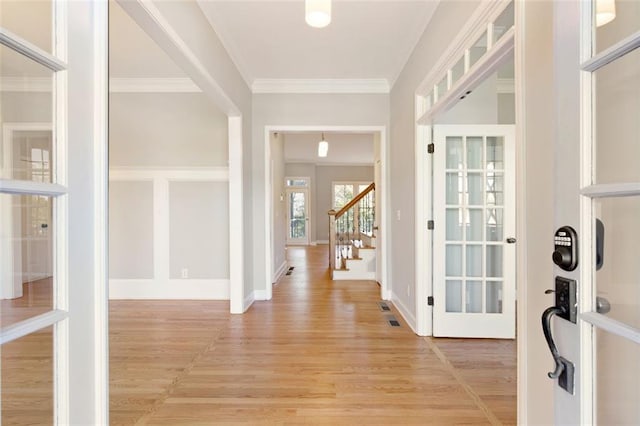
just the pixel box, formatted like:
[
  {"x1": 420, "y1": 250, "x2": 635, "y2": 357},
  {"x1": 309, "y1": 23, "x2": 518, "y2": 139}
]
[{"x1": 328, "y1": 183, "x2": 377, "y2": 280}]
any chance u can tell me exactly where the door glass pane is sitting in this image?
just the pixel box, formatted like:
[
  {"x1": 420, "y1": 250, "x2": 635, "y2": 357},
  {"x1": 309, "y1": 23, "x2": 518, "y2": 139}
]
[
  {"x1": 446, "y1": 245, "x2": 462, "y2": 276},
  {"x1": 594, "y1": 196, "x2": 640, "y2": 328},
  {"x1": 466, "y1": 245, "x2": 482, "y2": 277},
  {"x1": 594, "y1": 47, "x2": 640, "y2": 184},
  {"x1": 486, "y1": 137, "x2": 504, "y2": 170},
  {"x1": 486, "y1": 207, "x2": 504, "y2": 241},
  {"x1": 486, "y1": 282, "x2": 503, "y2": 313},
  {"x1": 446, "y1": 172, "x2": 461, "y2": 205},
  {"x1": 446, "y1": 208, "x2": 463, "y2": 240},
  {"x1": 467, "y1": 136, "x2": 483, "y2": 169},
  {"x1": 467, "y1": 172, "x2": 483, "y2": 205},
  {"x1": 0, "y1": 46, "x2": 55, "y2": 182},
  {"x1": 486, "y1": 172, "x2": 504, "y2": 205},
  {"x1": 0, "y1": 1, "x2": 53, "y2": 53},
  {"x1": 596, "y1": 328, "x2": 640, "y2": 425},
  {"x1": 286, "y1": 178, "x2": 308, "y2": 187},
  {"x1": 467, "y1": 208, "x2": 483, "y2": 241},
  {"x1": 469, "y1": 31, "x2": 488, "y2": 68},
  {"x1": 486, "y1": 245, "x2": 503, "y2": 277},
  {"x1": 446, "y1": 280, "x2": 462, "y2": 312},
  {"x1": 492, "y1": 1, "x2": 514, "y2": 44},
  {"x1": 289, "y1": 192, "x2": 306, "y2": 239},
  {"x1": 0, "y1": 194, "x2": 54, "y2": 327},
  {"x1": 451, "y1": 56, "x2": 465, "y2": 84},
  {"x1": 595, "y1": 0, "x2": 640, "y2": 54},
  {"x1": 1, "y1": 325, "x2": 54, "y2": 425},
  {"x1": 446, "y1": 137, "x2": 463, "y2": 169},
  {"x1": 466, "y1": 280, "x2": 483, "y2": 313}
]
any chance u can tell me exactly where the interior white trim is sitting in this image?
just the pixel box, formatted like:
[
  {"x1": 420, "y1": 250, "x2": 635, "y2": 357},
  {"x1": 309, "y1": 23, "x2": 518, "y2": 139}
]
[
  {"x1": 0, "y1": 309, "x2": 68, "y2": 345},
  {"x1": 0, "y1": 27, "x2": 67, "y2": 71},
  {"x1": 581, "y1": 312, "x2": 640, "y2": 345},
  {"x1": 109, "y1": 279, "x2": 230, "y2": 300},
  {"x1": 0, "y1": 77, "x2": 52, "y2": 92},
  {"x1": 252, "y1": 79, "x2": 390, "y2": 94},
  {"x1": 580, "y1": 30, "x2": 640, "y2": 72},
  {"x1": 286, "y1": 160, "x2": 375, "y2": 167},
  {"x1": 265, "y1": 125, "x2": 389, "y2": 303},
  {"x1": 391, "y1": 294, "x2": 418, "y2": 334},
  {"x1": 416, "y1": 0, "x2": 512, "y2": 95},
  {"x1": 109, "y1": 167, "x2": 229, "y2": 181},
  {"x1": 315, "y1": 239, "x2": 329, "y2": 245},
  {"x1": 580, "y1": 182, "x2": 640, "y2": 198},
  {"x1": 253, "y1": 289, "x2": 269, "y2": 301},
  {"x1": 0, "y1": 179, "x2": 68, "y2": 196},
  {"x1": 110, "y1": 77, "x2": 201, "y2": 93},
  {"x1": 243, "y1": 290, "x2": 255, "y2": 312},
  {"x1": 228, "y1": 116, "x2": 244, "y2": 313}
]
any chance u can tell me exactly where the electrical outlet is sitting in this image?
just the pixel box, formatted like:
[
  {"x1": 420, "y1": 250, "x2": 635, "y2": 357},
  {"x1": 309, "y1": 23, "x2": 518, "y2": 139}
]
[{"x1": 181, "y1": 268, "x2": 189, "y2": 279}]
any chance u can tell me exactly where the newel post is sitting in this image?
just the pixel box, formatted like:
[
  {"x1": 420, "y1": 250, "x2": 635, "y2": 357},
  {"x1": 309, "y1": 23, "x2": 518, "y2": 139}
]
[{"x1": 328, "y1": 209, "x2": 336, "y2": 269}]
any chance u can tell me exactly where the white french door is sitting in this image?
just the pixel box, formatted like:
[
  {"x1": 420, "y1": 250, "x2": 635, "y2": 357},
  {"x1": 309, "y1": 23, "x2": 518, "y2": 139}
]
[
  {"x1": 551, "y1": 1, "x2": 640, "y2": 424},
  {"x1": 286, "y1": 188, "x2": 310, "y2": 245},
  {"x1": 433, "y1": 125, "x2": 515, "y2": 338},
  {"x1": 0, "y1": 1, "x2": 108, "y2": 424}
]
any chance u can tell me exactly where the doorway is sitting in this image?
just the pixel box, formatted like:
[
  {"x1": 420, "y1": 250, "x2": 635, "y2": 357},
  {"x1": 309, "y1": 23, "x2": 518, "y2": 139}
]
[{"x1": 285, "y1": 182, "x2": 310, "y2": 246}]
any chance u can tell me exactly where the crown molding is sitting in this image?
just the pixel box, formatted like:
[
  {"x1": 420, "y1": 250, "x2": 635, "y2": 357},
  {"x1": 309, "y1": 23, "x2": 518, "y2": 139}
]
[
  {"x1": 0, "y1": 77, "x2": 202, "y2": 93},
  {"x1": 110, "y1": 77, "x2": 201, "y2": 93},
  {"x1": 252, "y1": 79, "x2": 390, "y2": 94}
]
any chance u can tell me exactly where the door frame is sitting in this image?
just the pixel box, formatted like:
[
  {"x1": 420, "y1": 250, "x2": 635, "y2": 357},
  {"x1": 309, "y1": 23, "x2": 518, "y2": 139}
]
[
  {"x1": 264, "y1": 125, "x2": 389, "y2": 301},
  {"x1": 285, "y1": 186, "x2": 311, "y2": 245}
]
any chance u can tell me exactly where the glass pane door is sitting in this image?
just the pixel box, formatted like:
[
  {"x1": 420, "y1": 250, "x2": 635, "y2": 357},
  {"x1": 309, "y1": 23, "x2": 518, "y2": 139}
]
[
  {"x1": 286, "y1": 190, "x2": 309, "y2": 245},
  {"x1": 433, "y1": 125, "x2": 515, "y2": 338}
]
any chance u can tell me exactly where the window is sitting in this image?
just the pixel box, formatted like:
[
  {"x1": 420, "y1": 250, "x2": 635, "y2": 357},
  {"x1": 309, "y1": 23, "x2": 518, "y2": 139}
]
[
  {"x1": 286, "y1": 177, "x2": 309, "y2": 187},
  {"x1": 332, "y1": 182, "x2": 370, "y2": 208}
]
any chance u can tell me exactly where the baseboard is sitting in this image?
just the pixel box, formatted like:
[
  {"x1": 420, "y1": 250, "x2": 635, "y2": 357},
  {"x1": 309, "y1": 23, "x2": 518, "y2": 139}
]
[
  {"x1": 310, "y1": 241, "x2": 318, "y2": 246},
  {"x1": 315, "y1": 239, "x2": 329, "y2": 245},
  {"x1": 253, "y1": 289, "x2": 269, "y2": 301},
  {"x1": 331, "y1": 270, "x2": 376, "y2": 280},
  {"x1": 272, "y1": 260, "x2": 288, "y2": 284},
  {"x1": 242, "y1": 291, "x2": 255, "y2": 312},
  {"x1": 109, "y1": 279, "x2": 230, "y2": 300},
  {"x1": 390, "y1": 292, "x2": 418, "y2": 334}
]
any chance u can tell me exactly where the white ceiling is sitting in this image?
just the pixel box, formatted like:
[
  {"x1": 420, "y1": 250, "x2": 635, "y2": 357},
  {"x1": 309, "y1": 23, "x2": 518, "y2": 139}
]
[
  {"x1": 283, "y1": 132, "x2": 374, "y2": 165},
  {"x1": 198, "y1": 0, "x2": 439, "y2": 86}
]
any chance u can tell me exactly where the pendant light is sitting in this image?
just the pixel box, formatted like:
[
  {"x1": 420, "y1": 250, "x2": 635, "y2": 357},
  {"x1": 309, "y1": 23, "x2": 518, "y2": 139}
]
[
  {"x1": 596, "y1": 0, "x2": 616, "y2": 27},
  {"x1": 318, "y1": 133, "x2": 329, "y2": 157},
  {"x1": 306, "y1": 0, "x2": 331, "y2": 28}
]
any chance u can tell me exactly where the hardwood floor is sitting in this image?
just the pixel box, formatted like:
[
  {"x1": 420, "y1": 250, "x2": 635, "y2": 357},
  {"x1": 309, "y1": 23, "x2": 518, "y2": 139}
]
[{"x1": 1, "y1": 245, "x2": 516, "y2": 425}]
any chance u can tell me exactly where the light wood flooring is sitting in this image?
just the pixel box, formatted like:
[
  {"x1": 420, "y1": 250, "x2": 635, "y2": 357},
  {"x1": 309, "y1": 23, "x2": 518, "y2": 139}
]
[{"x1": 2, "y1": 245, "x2": 516, "y2": 425}]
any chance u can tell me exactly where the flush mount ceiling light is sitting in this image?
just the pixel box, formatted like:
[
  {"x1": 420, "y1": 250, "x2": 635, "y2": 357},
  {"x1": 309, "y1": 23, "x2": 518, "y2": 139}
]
[
  {"x1": 306, "y1": 0, "x2": 331, "y2": 28},
  {"x1": 596, "y1": 0, "x2": 616, "y2": 27},
  {"x1": 318, "y1": 133, "x2": 329, "y2": 157}
]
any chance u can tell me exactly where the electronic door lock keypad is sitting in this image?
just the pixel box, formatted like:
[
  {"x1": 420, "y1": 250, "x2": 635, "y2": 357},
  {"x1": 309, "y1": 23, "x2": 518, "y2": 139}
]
[{"x1": 552, "y1": 226, "x2": 578, "y2": 271}]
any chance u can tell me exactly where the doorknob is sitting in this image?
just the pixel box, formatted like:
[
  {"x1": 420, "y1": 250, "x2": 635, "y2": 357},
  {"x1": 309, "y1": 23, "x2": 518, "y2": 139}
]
[{"x1": 506, "y1": 237, "x2": 516, "y2": 244}]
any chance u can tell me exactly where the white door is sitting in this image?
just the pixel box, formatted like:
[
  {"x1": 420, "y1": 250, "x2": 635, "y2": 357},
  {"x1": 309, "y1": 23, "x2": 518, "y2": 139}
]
[
  {"x1": 550, "y1": 1, "x2": 640, "y2": 424},
  {"x1": 0, "y1": 1, "x2": 108, "y2": 424},
  {"x1": 286, "y1": 188, "x2": 310, "y2": 245},
  {"x1": 433, "y1": 125, "x2": 515, "y2": 338}
]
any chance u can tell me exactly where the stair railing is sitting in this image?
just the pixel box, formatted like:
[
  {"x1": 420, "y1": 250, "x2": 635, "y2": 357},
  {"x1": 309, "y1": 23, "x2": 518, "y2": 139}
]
[{"x1": 328, "y1": 182, "x2": 375, "y2": 269}]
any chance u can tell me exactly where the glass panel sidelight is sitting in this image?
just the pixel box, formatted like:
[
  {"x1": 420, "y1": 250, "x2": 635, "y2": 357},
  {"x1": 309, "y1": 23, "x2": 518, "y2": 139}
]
[
  {"x1": 437, "y1": 75, "x2": 448, "y2": 99},
  {"x1": 286, "y1": 178, "x2": 308, "y2": 187},
  {"x1": 595, "y1": 328, "x2": 640, "y2": 425},
  {"x1": 0, "y1": 194, "x2": 54, "y2": 327},
  {"x1": 446, "y1": 280, "x2": 463, "y2": 312},
  {"x1": 595, "y1": 0, "x2": 640, "y2": 54},
  {"x1": 0, "y1": 45, "x2": 55, "y2": 182},
  {"x1": 451, "y1": 56, "x2": 466, "y2": 85},
  {"x1": 469, "y1": 31, "x2": 488, "y2": 68},
  {"x1": 0, "y1": 1, "x2": 53, "y2": 53},
  {"x1": 289, "y1": 192, "x2": 307, "y2": 239},
  {"x1": 594, "y1": 47, "x2": 640, "y2": 184},
  {"x1": 1, "y1": 325, "x2": 54, "y2": 425},
  {"x1": 594, "y1": 196, "x2": 640, "y2": 329}
]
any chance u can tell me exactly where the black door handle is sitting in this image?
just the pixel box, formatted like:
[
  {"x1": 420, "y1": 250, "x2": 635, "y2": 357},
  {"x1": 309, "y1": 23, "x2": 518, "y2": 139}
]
[{"x1": 541, "y1": 306, "x2": 566, "y2": 378}]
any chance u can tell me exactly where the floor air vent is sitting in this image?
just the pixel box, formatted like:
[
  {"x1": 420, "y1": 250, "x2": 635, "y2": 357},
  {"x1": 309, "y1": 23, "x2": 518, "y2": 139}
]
[
  {"x1": 285, "y1": 266, "x2": 294, "y2": 276},
  {"x1": 378, "y1": 302, "x2": 391, "y2": 312},
  {"x1": 386, "y1": 315, "x2": 401, "y2": 327}
]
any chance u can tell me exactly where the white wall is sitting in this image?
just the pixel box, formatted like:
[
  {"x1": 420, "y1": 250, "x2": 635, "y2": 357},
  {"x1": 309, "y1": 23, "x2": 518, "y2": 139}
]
[
  {"x1": 389, "y1": 0, "x2": 479, "y2": 329},
  {"x1": 271, "y1": 133, "x2": 287, "y2": 282},
  {"x1": 109, "y1": 92, "x2": 230, "y2": 299},
  {"x1": 252, "y1": 93, "x2": 389, "y2": 294}
]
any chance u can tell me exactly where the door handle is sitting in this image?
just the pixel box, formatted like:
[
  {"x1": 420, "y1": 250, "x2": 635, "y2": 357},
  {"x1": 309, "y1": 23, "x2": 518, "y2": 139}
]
[{"x1": 541, "y1": 305, "x2": 566, "y2": 379}]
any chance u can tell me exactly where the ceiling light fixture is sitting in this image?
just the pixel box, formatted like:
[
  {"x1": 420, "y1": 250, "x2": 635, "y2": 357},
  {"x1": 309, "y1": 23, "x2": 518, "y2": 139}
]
[
  {"x1": 596, "y1": 0, "x2": 616, "y2": 27},
  {"x1": 318, "y1": 133, "x2": 329, "y2": 157},
  {"x1": 306, "y1": 0, "x2": 331, "y2": 28}
]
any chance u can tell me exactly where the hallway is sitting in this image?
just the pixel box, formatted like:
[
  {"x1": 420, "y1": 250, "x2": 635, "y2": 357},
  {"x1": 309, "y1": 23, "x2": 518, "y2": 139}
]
[{"x1": 110, "y1": 245, "x2": 515, "y2": 425}]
